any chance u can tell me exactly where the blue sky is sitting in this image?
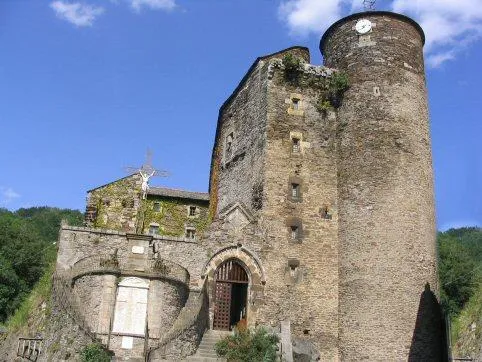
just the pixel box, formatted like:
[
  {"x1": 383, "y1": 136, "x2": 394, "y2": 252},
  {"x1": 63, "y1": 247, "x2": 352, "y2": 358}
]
[{"x1": 0, "y1": 0, "x2": 480, "y2": 231}]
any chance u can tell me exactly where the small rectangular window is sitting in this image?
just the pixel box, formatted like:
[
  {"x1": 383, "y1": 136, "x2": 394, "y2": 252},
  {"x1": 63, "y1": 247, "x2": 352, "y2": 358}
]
[
  {"x1": 292, "y1": 98, "x2": 300, "y2": 110},
  {"x1": 292, "y1": 138, "x2": 300, "y2": 153},
  {"x1": 189, "y1": 206, "x2": 197, "y2": 217},
  {"x1": 148, "y1": 225, "x2": 159, "y2": 235},
  {"x1": 291, "y1": 183, "x2": 300, "y2": 198},
  {"x1": 153, "y1": 202, "x2": 161, "y2": 212},
  {"x1": 185, "y1": 228, "x2": 196, "y2": 239}
]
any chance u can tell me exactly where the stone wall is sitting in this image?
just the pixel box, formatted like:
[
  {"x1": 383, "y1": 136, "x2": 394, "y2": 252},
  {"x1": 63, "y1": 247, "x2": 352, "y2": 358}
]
[
  {"x1": 260, "y1": 53, "x2": 339, "y2": 360},
  {"x1": 85, "y1": 174, "x2": 143, "y2": 232},
  {"x1": 148, "y1": 279, "x2": 189, "y2": 339},
  {"x1": 73, "y1": 275, "x2": 104, "y2": 332},
  {"x1": 322, "y1": 12, "x2": 441, "y2": 361},
  {"x1": 57, "y1": 223, "x2": 197, "y2": 360},
  {"x1": 141, "y1": 197, "x2": 209, "y2": 238},
  {"x1": 205, "y1": 47, "x2": 340, "y2": 360},
  {"x1": 57, "y1": 225, "x2": 132, "y2": 271},
  {"x1": 211, "y1": 56, "x2": 270, "y2": 216}
]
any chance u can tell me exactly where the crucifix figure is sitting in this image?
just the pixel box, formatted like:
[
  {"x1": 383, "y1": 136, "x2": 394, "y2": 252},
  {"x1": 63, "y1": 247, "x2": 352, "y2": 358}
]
[{"x1": 125, "y1": 150, "x2": 169, "y2": 199}]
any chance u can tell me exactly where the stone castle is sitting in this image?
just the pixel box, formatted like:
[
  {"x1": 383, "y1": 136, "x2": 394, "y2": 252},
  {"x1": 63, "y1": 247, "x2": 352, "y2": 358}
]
[{"x1": 55, "y1": 11, "x2": 446, "y2": 361}]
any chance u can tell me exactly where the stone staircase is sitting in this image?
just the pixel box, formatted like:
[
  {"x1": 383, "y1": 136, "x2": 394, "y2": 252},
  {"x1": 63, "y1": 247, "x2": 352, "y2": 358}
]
[{"x1": 186, "y1": 330, "x2": 231, "y2": 362}]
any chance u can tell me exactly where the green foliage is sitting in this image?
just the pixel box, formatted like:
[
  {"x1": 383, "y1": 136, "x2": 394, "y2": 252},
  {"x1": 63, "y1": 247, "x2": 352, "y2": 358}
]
[
  {"x1": 328, "y1": 72, "x2": 350, "y2": 97},
  {"x1": 0, "y1": 207, "x2": 83, "y2": 323},
  {"x1": 438, "y1": 227, "x2": 482, "y2": 316},
  {"x1": 438, "y1": 227, "x2": 482, "y2": 355},
  {"x1": 315, "y1": 99, "x2": 333, "y2": 113},
  {"x1": 215, "y1": 326, "x2": 279, "y2": 362},
  {"x1": 141, "y1": 198, "x2": 209, "y2": 238},
  {"x1": 282, "y1": 54, "x2": 304, "y2": 74},
  {"x1": 80, "y1": 343, "x2": 111, "y2": 362},
  {"x1": 6, "y1": 261, "x2": 54, "y2": 331}
]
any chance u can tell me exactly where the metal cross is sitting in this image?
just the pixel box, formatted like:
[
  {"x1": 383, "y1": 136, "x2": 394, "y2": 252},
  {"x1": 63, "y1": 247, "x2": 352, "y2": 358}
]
[
  {"x1": 363, "y1": 0, "x2": 376, "y2": 10},
  {"x1": 125, "y1": 149, "x2": 169, "y2": 199}
]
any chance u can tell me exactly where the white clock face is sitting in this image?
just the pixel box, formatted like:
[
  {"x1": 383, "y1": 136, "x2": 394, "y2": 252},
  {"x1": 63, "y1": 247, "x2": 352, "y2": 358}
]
[{"x1": 355, "y1": 19, "x2": 372, "y2": 34}]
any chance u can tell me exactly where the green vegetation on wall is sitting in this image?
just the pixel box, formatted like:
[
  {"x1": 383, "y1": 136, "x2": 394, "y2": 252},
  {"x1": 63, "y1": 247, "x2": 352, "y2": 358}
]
[
  {"x1": 141, "y1": 198, "x2": 209, "y2": 238},
  {"x1": 80, "y1": 343, "x2": 112, "y2": 362},
  {"x1": 89, "y1": 176, "x2": 139, "y2": 230},
  {"x1": 278, "y1": 55, "x2": 349, "y2": 111}
]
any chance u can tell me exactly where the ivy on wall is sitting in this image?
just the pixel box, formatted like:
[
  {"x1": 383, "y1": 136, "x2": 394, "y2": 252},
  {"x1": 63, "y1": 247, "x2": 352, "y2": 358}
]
[
  {"x1": 209, "y1": 147, "x2": 221, "y2": 221},
  {"x1": 275, "y1": 55, "x2": 350, "y2": 112},
  {"x1": 89, "y1": 176, "x2": 140, "y2": 231},
  {"x1": 141, "y1": 198, "x2": 209, "y2": 238}
]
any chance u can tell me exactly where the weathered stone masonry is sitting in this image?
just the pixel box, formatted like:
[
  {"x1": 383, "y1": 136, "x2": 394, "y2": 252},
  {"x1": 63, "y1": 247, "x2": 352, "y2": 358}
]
[{"x1": 54, "y1": 11, "x2": 445, "y2": 362}]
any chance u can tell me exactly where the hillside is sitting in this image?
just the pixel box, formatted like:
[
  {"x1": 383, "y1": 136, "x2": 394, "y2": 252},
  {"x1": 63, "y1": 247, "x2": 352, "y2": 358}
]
[
  {"x1": 0, "y1": 207, "x2": 83, "y2": 323},
  {"x1": 439, "y1": 227, "x2": 482, "y2": 360}
]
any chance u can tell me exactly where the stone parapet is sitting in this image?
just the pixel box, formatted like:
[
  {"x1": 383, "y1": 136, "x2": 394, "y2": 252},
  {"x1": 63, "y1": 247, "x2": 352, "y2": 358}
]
[{"x1": 70, "y1": 253, "x2": 190, "y2": 286}]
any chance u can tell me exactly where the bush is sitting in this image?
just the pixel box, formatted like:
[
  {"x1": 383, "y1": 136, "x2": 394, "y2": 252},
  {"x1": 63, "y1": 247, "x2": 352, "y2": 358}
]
[
  {"x1": 215, "y1": 324, "x2": 279, "y2": 362},
  {"x1": 282, "y1": 54, "x2": 304, "y2": 74},
  {"x1": 327, "y1": 72, "x2": 349, "y2": 108},
  {"x1": 80, "y1": 343, "x2": 111, "y2": 362},
  {"x1": 315, "y1": 99, "x2": 333, "y2": 113}
]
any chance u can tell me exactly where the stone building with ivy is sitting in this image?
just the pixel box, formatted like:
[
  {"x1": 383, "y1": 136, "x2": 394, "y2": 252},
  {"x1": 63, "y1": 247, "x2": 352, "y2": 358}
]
[{"x1": 55, "y1": 11, "x2": 446, "y2": 362}]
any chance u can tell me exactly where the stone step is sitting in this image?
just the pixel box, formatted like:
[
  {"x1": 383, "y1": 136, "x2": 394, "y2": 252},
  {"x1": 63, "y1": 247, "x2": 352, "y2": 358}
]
[
  {"x1": 190, "y1": 329, "x2": 231, "y2": 361},
  {"x1": 186, "y1": 356, "x2": 226, "y2": 362}
]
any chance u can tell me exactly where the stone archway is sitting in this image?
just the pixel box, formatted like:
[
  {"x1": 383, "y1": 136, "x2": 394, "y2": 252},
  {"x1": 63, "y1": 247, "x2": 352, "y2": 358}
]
[{"x1": 203, "y1": 245, "x2": 265, "y2": 329}]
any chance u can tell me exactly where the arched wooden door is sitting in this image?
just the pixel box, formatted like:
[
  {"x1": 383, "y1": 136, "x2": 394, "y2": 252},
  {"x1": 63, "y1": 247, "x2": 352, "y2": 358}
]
[{"x1": 213, "y1": 259, "x2": 249, "y2": 330}]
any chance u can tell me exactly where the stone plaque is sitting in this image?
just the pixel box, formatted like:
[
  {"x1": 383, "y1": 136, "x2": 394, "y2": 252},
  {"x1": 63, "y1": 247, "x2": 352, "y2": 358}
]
[
  {"x1": 112, "y1": 278, "x2": 149, "y2": 336},
  {"x1": 131, "y1": 246, "x2": 145, "y2": 254},
  {"x1": 121, "y1": 336, "x2": 133, "y2": 349}
]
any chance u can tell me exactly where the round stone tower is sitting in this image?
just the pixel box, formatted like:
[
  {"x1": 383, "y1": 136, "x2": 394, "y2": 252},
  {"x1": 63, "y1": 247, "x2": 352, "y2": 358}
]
[{"x1": 321, "y1": 12, "x2": 444, "y2": 360}]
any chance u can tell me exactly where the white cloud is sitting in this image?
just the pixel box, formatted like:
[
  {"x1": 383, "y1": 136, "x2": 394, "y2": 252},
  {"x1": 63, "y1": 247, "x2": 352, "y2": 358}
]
[
  {"x1": 426, "y1": 50, "x2": 455, "y2": 68},
  {"x1": 278, "y1": 0, "x2": 344, "y2": 36},
  {"x1": 129, "y1": 0, "x2": 176, "y2": 12},
  {"x1": 0, "y1": 187, "x2": 20, "y2": 206},
  {"x1": 278, "y1": 0, "x2": 482, "y2": 67},
  {"x1": 393, "y1": 0, "x2": 482, "y2": 67},
  {"x1": 50, "y1": 1, "x2": 104, "y2": 27}
]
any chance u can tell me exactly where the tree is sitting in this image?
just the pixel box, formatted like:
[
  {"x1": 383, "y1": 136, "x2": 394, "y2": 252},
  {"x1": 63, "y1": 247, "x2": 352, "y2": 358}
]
[{"x1": 438, "y1": 230, "x2": 481, "y2": 316}]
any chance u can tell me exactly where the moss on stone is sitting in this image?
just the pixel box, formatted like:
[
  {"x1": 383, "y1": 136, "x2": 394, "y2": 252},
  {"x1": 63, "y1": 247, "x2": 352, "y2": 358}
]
[{"x1": 141, "y1": 198, "x2": 209, "y2": 238}]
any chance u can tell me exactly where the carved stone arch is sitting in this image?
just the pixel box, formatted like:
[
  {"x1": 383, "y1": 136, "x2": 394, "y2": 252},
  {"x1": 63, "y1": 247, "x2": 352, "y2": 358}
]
[
  {"x1": 203, "y1": 245, "x2": 266, "y2": 329},
  {"x1": 202, "y1": 245, "x2": 266, "y2": 285}
]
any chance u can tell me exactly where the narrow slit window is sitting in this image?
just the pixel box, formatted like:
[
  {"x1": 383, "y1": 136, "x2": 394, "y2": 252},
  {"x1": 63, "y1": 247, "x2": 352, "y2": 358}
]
[
  {"x1": 291, "y1": 183, "x2": 300, "y2": 199},
  {"x1": 225, "y1": 133, "x2": 234, "y2": 159},
  {"x1": 291, "y1": 225, "x2": 299, "y2": 240}
]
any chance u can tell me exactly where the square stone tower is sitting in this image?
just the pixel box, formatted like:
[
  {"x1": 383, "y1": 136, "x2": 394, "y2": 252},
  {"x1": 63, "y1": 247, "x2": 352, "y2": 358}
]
[{"x1": 207, "y1": 11, "x2": 444, "y2": 361}]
